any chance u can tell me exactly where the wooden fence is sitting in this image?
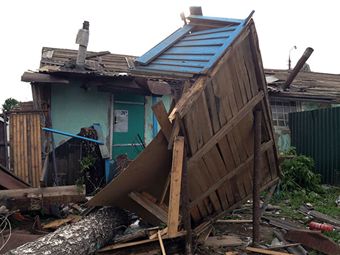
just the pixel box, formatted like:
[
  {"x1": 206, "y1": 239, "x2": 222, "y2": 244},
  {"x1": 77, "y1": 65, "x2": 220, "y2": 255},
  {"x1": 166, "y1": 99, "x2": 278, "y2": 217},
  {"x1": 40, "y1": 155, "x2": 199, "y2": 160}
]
[{"x1": 9, "y1": 112, "x2": 42, "y2": 187}]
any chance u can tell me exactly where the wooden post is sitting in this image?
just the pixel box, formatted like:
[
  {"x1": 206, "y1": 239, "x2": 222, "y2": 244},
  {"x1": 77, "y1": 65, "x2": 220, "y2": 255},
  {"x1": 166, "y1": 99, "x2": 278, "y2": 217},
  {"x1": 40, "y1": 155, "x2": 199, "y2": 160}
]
[
  {"x1": 3, "y1": 112, "x2": 9, "y2": 168},
  {"x1": 167, "y1": 136, "x2": 184, "y2": 237},
  {"x1": 252, "y1": 110, "x2": 262, "y2": 245},
  {"x1": 181, "y1": 149, "x2": 193, "y2": 255}
]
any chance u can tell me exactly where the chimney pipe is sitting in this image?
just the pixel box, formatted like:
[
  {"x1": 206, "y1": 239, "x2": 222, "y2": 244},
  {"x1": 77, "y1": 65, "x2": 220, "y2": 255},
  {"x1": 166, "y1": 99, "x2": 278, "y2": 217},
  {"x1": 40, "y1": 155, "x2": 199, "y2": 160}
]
[
  {"x1": 189, "y1": 6, "x2": 203, "y2": 16},
  {"x1": 284, "y1": 47, "x2": 314, "y2": 90},
  {"x1": 76, "y1": 21, "x2": 90, "y2": 68}
]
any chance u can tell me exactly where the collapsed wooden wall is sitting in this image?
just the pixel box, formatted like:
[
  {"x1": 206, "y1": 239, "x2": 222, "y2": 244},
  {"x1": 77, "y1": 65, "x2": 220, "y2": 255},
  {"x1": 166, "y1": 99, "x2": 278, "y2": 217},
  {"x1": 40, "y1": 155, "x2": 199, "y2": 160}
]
[
  {"x1": 171, "y1": 22, "x2": 279, "y2": 222},
  {"x1": 89, "y1": 21, "x2": 279, "y2": 227},
  {"x1": 9, "y1": 112, "x2": 42, "y2": 187}
]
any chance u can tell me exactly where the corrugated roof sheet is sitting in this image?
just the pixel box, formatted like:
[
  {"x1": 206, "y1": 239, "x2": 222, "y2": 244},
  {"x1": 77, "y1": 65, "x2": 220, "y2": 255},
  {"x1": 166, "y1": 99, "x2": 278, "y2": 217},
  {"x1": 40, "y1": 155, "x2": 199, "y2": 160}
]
[
  {"x1": 39, "y1": 47, "x2": 136, "y2": 77},
  {"x1": 133, "y1": 14, "x2": 249, "y2": 77}
]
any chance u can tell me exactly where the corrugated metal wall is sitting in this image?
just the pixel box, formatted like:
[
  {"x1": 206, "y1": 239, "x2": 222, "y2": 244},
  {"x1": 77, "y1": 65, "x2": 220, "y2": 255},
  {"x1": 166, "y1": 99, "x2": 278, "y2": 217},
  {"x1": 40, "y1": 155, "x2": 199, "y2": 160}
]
[
  {"x1": 9, "y1": 113, "x2": 42, "y2": 187},
  {"x1": 289, "y1": 107, "x2": 340, "y2": 185}
]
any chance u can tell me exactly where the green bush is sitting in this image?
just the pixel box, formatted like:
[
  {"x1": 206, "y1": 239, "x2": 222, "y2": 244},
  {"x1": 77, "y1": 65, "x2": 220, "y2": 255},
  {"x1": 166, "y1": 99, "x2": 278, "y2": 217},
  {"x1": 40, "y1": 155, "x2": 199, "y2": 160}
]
[{"x1": 280, "y1": 150, "x2": 322, "y2": 193}]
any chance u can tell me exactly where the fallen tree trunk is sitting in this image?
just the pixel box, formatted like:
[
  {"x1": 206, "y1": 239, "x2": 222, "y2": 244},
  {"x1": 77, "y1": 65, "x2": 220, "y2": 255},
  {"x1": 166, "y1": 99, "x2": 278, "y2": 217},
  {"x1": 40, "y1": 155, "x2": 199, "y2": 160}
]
[{"x1": 5, "y1": 207, "x2": 129, "y2": 255}]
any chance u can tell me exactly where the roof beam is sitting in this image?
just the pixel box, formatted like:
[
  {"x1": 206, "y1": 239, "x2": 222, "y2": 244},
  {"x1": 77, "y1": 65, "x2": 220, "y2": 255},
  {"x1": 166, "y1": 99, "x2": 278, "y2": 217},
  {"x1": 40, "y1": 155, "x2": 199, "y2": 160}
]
[{"x1": 21, "y1": 72, "x2": 70, "y2": 84}]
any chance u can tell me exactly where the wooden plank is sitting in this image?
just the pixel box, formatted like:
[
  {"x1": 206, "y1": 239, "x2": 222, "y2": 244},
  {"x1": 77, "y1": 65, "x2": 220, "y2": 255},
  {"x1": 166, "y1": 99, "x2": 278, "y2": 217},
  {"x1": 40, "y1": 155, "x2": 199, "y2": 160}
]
[
  {"x1": 242, "y1": 37, "x2": 259, "y2": 96},
  {"x1": 19, "y1": 115, "x2": 25, "y2": 182},
  {"x1": 230, "y1": 55, "x2": 248, "y2": 106},
  {"x1": 189, "y1": 91, "x2": 264, "y2": 162},
  {"x1": 187, "y1": 161, "x2": 212, "y2": 217},
  {"x1": 245, "y1": 247, "x2": 293, "y2": 255},
  {"x1": 216, "y1": 219, "x2": 252, "y2": 223},
  {"x1": 0, "y1": 185, "x2": 86, "y2": 211},
  {"x1": 30, "y1": 114, "x2": 36, "y2": 187},
  {"x1": 189, "y1": 141, "x2": 273, "y2": 208},
  {"x1": 169, "y1": 77, "x2": 207, "y2": 121},
  {"x1": 29, "y1": 115, "x2": 35, "y2": 187},
  {"x1": 21, "y1": 72, "x2": 70, "y2": 84},
  {"x1": 196, "y1": 160, "x2": 221, "y2": 212},
  {"x1": 167, "y1": 116, "x2": 180, "y2": 150},
  {"x1": 203, "y1": 147, "x2": 229, "y2": 211},
  {"x1": 167, "y1": 136, "x2": 184, "y2": 237},
  {"x1": 36, "y1": 114, "x2": 42, "y2": 187},
  {"x1": 204, "y1": 235, "x2": 244, "y2": 247},
  {"x1": 136, "y1": 24, "x2": 193, "y2": 65},
  {"x1": 159, "y1": 174, "x2": 170, "y2": 205},
  {"x1": 43, "y1": 215, "x2": 81, "y2": 230},
  {"x1": 23, "y1": 115, "x2": 29, "y2": 184},
  {"x1": 98, "y1": 231, "x2": 186, "y2": 252},
  {"x1": 183, "y1": 109, "x2": 199, "y2": 154},
  {"x1": 157, "y1": 231, "x2": 167, "y2": 255},
  {"x1": 237, "y1": 43, "x2": 254, "y2": 99},
  {"x1": 149, "y1": 227, "x2": 168, "y2": 240},
  {"x1": 183, "y1": 31, "x2": 230, "y2": 41},
  {"x1": 151, "y1": 101, "x2": 172, "y2": 142},
  {"x1": 0, "y1": 185, "x2": 85, "y2": 198},
  {"x1": 129, "y1": 192, "x2": 168, "y2": 224},
  {"x1": 175, "y1": 38, "x2": 226, "y2": 47},
  {"x1": 204, "y1": 79, "x2": 221, "y2": 133}
]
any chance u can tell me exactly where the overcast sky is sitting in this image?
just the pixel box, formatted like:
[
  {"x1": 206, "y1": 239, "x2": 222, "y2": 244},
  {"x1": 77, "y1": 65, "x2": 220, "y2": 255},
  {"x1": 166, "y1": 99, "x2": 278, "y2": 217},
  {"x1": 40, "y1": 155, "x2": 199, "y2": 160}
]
[{"x1": 1, "y1": 0, "x2": 339, "y2": 106}]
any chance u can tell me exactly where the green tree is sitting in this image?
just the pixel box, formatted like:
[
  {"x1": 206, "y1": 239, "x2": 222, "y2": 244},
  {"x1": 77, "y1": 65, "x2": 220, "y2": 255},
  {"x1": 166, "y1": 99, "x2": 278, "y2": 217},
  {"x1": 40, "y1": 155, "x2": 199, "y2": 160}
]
[{"x1": 2, "y1": 98, "x2": 19, "y2": 112}]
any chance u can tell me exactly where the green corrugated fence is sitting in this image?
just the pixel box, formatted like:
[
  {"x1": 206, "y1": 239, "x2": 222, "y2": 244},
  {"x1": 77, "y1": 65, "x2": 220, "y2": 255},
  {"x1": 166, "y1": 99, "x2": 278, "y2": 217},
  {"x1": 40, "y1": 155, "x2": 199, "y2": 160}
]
[{"x1": 289, "y1": 107, "x2": 340, "y2": 186}]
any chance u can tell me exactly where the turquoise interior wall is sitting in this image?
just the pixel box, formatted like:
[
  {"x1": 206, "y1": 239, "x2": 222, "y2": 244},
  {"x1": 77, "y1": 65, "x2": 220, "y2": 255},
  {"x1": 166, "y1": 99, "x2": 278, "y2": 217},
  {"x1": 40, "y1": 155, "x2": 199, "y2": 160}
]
[
  {"x1": 51, "y1": 83, "x2": 111, "y2": 148},
  {"x1": 145, "y1": 95, "x2": 172, "y2": 145}
]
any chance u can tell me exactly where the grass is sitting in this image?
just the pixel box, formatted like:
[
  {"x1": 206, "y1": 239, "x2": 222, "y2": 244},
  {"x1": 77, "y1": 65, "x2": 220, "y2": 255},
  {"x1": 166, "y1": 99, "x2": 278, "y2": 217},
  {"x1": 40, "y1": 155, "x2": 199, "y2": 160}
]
[{"x1": 271, "y1": 186, "x2": 340, "y2": 243}]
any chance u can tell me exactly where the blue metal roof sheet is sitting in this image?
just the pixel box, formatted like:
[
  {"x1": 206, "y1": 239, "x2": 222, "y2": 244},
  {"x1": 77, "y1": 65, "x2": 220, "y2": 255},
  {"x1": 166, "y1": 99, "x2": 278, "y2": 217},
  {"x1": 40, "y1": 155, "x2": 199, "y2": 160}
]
[{"x1": 134, "y1": 13, "x2": 251, "y2": 77}]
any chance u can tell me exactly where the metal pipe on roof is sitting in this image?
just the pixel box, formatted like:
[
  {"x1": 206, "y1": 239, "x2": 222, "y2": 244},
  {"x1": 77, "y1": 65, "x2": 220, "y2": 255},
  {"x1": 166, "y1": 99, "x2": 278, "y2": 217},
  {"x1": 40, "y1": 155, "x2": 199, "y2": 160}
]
[
  {"x1": 189, "y1": 6, "x2": 203, "y2": 16},
  {"x1": 76, "y1": 21, "x2": 90, "y2": 68},
  {"x1": 284, "y1": 47, "x2": 314, "y2": 90}
]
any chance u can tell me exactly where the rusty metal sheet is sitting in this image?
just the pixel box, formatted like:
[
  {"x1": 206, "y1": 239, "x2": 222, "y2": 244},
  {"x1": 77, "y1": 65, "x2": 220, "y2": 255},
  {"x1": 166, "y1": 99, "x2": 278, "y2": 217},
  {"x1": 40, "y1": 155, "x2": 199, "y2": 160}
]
[{"x1": 285, "y1": 229, "x2": 340, "y2": 255}]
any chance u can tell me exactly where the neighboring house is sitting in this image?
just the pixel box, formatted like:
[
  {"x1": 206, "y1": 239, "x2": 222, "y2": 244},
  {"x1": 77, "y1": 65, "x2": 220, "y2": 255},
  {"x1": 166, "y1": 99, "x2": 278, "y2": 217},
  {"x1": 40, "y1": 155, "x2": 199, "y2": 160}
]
[
  {"x1": 22, "y1": 47, "x2": 172, "y2": 161},
  {"x1": 21, "y1": 43, "x2": 172, "y2": 186},
  {"x1": 265, "y1": 69, "x2": 340, "y2": 152}
]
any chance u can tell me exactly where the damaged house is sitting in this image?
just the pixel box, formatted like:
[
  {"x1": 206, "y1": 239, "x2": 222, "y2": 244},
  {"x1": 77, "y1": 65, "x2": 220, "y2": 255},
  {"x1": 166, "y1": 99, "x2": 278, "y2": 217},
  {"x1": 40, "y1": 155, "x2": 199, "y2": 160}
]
[
  {"x1": 266, "y1": 68, "x2": 340, "y2": 185},
  {"x1": 4, "y1": 7, "x2": 283, "y2": 254}
]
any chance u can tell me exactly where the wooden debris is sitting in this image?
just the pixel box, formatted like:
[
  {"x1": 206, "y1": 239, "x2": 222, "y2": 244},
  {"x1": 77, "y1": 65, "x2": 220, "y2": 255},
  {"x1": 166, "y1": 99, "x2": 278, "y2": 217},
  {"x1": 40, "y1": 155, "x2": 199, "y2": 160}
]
[
  {"x1": 114, "y1": 229, "x2": 148, "y2": 244},
  {"x1": 216, "y1": 219, "x2": 252, "y2": 223},
  {"x1": 245, "y1": 247, "x2": 294, "y2": 255},
  {"x1": 149, "y1": 227, "x2": 168, "y2": 240},
  {"x1": 157, "y1": 231, "x2": 167, "y2": 255},
  {"x1": 262, "y1": 217, "x2": 300, "y2": 231},
  {"x1": 152, "y1": 101, "x2": 172, "y2": 142},
  {"x1": 129, "y1": 192, "x2": 168, "y2": 223},
  {"x1": 285, "y1": 229, "x2": 340, "y2": 255},
  {"x1": 268, "y1": 243, "x2": 301, "y2": 250},
  {"x1": 300, "y1": 206, "x2": 340, "y2": 227},
  {"x1": 98, "y1": 231, "x2": 186, "y2": 253},
  {"x1": 42, "y1": 215, "x2": 82, "y2": 230},
  {"x1": 260, "y1": 183, "x2": 278, "y2": 217},
  {"x1": 0, "y1": 185, "x2": 86, "y2": 211},
  {"x1": 273, "y1": 229, "x2": 307, "y2": 255},
  {"x1": 197, "y1": 226, "x2": 213, "y2": 243},
  {"x1": 204, "y1": 235, "x2": 244, "y2": 247},
  {"x1": 167, "y1": 136, "x2": 184, "y2": 237}
]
